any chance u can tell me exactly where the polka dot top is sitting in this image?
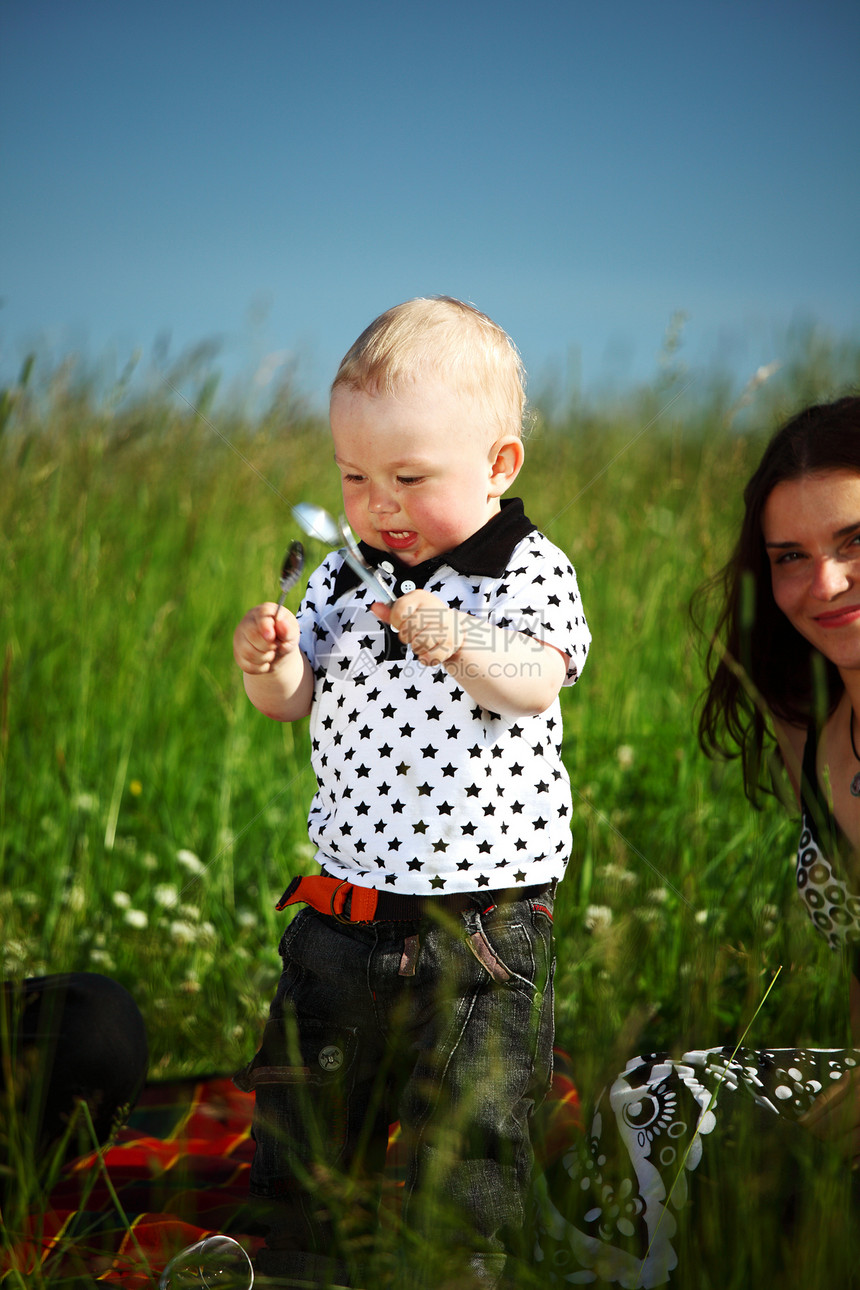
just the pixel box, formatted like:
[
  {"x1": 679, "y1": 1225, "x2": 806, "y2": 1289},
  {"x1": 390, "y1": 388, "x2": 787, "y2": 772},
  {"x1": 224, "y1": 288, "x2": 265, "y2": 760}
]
[{"x1": 797, "y1": 728, "x2": 860, "y2": 963}]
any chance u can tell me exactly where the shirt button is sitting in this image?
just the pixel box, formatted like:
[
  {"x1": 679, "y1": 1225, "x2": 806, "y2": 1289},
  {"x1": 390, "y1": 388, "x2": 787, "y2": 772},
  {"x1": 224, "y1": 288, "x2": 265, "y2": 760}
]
[
  {"x1": 380, "y1": 561, "x2": 394, "y2": 573},
  {"x1": 400, "y1": 579, "x2": 417, "y2": 593}
]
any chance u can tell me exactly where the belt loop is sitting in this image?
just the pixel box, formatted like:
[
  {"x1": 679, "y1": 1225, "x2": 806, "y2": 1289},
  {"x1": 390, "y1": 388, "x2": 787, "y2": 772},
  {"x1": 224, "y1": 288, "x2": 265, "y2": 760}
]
[
  {"x1": 461, "y1": 904, "x2": 482, "y2": 938},
  {"x1": 398, "y1": 933, "x2": 420, "y2": 977},
  {"x1": 462, "y1": 908, "x2": 513, "y2": 983}
]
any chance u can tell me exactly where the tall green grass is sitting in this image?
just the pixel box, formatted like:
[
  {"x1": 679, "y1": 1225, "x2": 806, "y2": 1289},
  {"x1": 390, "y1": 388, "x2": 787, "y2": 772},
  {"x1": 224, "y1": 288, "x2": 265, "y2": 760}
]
[{"x1": 1, "y1": 330, "x2": 859, "y2": 1285}]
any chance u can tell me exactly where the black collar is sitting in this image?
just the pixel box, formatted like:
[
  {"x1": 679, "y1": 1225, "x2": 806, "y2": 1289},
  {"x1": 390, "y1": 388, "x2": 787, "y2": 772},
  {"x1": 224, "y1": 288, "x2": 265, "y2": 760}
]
[{"x1": 332, "y1": 497, "x2": 535, "y2": 598}]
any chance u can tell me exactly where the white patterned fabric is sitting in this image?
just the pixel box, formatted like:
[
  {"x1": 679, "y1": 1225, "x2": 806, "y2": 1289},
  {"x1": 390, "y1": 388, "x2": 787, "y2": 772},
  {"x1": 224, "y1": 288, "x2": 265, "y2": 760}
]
[
  {"x1": 535, "y1": 727, "x2": 860, "y2": 1285},
  {"x1": 796, "y1": 724, "x2": 860, "y2": 956},
  {"x1": 536, "y1": 1045, "x2": 859, "y2": 1286}
]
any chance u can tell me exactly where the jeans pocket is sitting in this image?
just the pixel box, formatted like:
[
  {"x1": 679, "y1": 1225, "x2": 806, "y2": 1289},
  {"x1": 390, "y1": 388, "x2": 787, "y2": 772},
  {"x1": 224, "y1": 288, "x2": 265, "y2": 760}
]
[
  {"x1": 451, "y1": 908, "x2": 556, "y2": 1130},
  {"x1": 243, "y1": 1016, "x2": 360, "y2": 1197},
  {"x1": 463, "y1": 905, "x2": 552, "y2": 997}
]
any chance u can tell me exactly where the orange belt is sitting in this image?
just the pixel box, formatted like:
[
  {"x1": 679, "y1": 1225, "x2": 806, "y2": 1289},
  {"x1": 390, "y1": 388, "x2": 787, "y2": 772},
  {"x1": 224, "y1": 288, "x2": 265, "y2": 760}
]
[
  {"x1": 276, "y1": 874, "x2": 549, "y2": 925},
  {"x1": 277, "y1": 874, "x2": 385, "y2": 923}
]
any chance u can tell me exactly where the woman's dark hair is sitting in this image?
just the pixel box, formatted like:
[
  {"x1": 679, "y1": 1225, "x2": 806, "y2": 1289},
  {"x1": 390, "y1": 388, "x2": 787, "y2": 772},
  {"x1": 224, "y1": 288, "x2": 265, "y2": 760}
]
[{"x1": 698, "y1": 395, "x2": 860, "y2": 801}]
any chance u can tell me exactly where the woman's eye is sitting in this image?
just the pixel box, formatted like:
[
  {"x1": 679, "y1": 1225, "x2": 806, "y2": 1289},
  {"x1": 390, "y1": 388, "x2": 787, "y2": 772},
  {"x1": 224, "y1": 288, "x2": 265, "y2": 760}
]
[
  {"x1": 343, "y1": 474, "x2": 365, "y2": 484},
  {"x1": 397, "y1": 476, "x2": 424, "y2": 486},
  {"x1": 774, "y1": 550, "x2": 803, "y2": 566}
]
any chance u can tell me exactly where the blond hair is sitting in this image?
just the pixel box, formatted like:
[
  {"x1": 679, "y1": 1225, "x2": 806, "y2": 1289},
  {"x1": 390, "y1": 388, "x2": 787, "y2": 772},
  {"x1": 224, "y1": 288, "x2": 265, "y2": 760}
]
[{"x1": 331, "y1": 297, "x2": 526, "y2": 439}]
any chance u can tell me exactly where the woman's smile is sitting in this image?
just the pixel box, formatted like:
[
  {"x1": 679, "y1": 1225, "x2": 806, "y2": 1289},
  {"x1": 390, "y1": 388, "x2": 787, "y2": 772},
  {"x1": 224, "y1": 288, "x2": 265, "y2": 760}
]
[{"x1": 764, "y1": 469, "x2": 860, "y2": 670}]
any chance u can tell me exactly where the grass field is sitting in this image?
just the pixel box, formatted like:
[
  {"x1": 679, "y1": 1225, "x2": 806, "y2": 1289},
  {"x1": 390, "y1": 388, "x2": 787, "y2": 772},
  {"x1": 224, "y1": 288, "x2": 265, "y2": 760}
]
[{"x1": 2, "y1": 329, "x2": 859, "y2": 1284}]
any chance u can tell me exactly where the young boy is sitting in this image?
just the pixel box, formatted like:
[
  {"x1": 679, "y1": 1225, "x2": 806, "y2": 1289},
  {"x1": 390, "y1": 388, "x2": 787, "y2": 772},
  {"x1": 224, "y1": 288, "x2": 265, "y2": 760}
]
[{"x1": 233, "y1": 298, "x2": 590, "y2": 1288}]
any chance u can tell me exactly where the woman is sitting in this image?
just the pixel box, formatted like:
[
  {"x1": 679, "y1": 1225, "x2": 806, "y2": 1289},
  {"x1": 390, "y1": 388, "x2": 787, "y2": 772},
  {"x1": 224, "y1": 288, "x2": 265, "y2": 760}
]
[
  {"x1": 700, "y1": 395, "x2": 860, "y2": 1151},
  {"x1": 537, "y1": 397, "x2": 860, "y2": 1287}
]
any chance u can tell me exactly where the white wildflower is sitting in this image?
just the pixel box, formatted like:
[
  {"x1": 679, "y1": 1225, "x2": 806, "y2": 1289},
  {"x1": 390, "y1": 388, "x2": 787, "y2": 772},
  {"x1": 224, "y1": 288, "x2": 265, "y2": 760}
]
[
  {"x1": 73, "y1": 792, "x2": 97, "y2": 812},
  {"x1": 616, "y1": 745, "x2": 635, "y2": 770},
  {"x1": 112, "y1": 890, "x2": 132, "y2": 909},
  {"x1": 124, "y1": 908, "x2": 148, "y2": 929},
  {"x1": 89, "y1": 948, "x2": 115, "y2": 970},
  {"x1": 142, "y1": 852, "x2": 159, "y2": 870},
  {"x1": 647, "y1": 887, "x2": 669, "y2": 904},
  {"x1": 153, "y1": 883, "x2": 179, "y2": 908},
  {"x1": 584, "y1": 904, "x2": 613, "y2": 934},
  {"x1": 170, "y1": 920, "x2": 198, "y2": 943},
  {"x1": 176, "y1": 849, "x2": 205, "y2": 875},
  {"x1": 237, "y1": 909, "x2": 257, "y2": 928},
  {"x1": 694, "y1": 909, "x2": 709, "y2": 925},
  {"x1": 598, "y1": 863, "x2": 638, "y2": 887}
]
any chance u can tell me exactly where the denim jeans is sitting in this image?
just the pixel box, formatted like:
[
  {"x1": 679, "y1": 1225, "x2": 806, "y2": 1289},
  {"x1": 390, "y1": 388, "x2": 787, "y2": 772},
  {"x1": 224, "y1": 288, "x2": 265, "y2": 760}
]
[{"x1": 235, "y1": 889, "x2": 555, "y2": 1287}]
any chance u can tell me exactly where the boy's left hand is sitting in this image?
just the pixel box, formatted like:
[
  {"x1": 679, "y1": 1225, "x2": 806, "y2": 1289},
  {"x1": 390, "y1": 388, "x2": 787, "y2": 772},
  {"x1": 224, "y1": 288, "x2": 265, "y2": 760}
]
[
  {"x1": 372, "y1": 591, "x2": 462, "y2": 667},
  {"x1": 373, "y1": 586, "x2": 566, "y2": 717}
]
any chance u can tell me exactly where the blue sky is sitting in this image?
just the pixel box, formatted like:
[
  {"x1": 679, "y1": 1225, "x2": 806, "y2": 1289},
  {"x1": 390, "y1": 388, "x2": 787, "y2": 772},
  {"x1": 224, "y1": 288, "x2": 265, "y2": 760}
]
[{"x1": 2, "y1": 0, "x2": 859, "y2": 412}]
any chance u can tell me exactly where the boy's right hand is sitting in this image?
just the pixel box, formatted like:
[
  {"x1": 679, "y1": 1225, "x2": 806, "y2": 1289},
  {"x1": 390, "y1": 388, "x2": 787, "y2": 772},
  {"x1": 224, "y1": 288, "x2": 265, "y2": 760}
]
[{"x1": 233, "y1": 604, "x2": 301, "y2": 674}]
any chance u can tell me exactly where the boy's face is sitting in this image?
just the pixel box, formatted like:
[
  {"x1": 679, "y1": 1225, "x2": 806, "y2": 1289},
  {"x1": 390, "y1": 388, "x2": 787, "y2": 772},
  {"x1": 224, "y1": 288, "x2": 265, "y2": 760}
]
[{"x1": 330, "y1": 375, "x2": 521, "y2": 566}]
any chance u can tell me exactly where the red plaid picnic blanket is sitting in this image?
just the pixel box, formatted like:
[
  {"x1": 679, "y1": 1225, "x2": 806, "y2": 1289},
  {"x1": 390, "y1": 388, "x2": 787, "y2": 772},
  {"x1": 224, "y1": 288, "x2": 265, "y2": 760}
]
[
  {"x1": 5, "y1": 1056, "x2": 581, "y2": 1285},
  {"x1": 6, "y1": 1077, "x2": 259, "y2": 1285}
]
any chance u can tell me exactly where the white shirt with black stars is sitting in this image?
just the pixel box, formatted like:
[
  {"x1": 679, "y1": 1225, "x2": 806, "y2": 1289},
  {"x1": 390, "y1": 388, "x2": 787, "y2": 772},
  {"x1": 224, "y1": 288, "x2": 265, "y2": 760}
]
[{"x1": 296, "y1": 499, "x2": 590, "y2": 895}]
